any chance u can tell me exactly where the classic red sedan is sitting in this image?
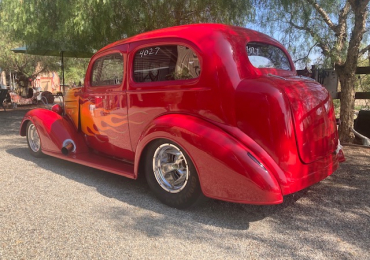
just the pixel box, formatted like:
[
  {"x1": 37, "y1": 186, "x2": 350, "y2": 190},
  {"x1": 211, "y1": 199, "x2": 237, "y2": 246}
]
[{"x1": 20, "y1": 24, "x2": 344, "y2": 208}]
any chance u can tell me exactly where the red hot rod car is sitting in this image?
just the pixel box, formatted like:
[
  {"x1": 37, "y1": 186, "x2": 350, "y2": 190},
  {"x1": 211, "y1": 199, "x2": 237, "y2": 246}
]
[{"x1": 20, "y1": 24, "x2": 345, "y2": 208}]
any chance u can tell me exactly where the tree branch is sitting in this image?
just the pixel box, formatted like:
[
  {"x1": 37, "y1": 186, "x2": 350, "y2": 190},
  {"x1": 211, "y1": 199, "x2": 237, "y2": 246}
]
[
  {"x1": 331, "y1": 2, "x2": 351, "y2": 63},
  {"x1": 305, "y1": 0, "x2": 336, "y2": 32},
  {"x1": 286, "y1": 17, "x2": 331, "y2": 56},
  {"x1": 31, "y1": 65, "x2": 48, "y2": 79},
  {"x1": 344, "y1": 0, "x2": 370, "y2": 70},
  {"x1": 294, "y1": 43, "x2": 318, "y2": 63},
  {"x1": 337, "y1": 2, "x2": 351, "y2": 33},
  {"x1": 359, "y1": 44, "x2": 370, "y2": 56}
]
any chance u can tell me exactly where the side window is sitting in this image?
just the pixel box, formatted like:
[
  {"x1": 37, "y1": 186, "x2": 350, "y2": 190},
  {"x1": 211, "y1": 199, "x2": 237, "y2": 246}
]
[
  {"x1": 133, "y1": 45, "x2": 201, "y2": 83},
  {"x1": 91, "y1": 53, "x2": 123, "y2": 86}
]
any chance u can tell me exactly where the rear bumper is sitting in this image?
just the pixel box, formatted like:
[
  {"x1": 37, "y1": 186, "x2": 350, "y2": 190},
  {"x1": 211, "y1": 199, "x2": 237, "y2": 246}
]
[
  {"x1": 280, "y1": 152, "x2": 339, "y2": 195},
  {"x1": 279, "y1": 143, "x2": 344, "y2": 195}
]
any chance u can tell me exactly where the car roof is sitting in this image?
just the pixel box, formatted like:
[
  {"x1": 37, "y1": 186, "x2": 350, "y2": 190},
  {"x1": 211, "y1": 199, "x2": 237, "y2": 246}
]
[{"x1": 98, "y1": 23, "x2": 283, "y2": 53}]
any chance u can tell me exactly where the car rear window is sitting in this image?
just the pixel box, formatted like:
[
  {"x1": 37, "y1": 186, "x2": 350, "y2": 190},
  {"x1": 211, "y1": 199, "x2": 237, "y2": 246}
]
[
  {"x1": 133, "y1": 45, "x2": 200, "y2": 82},
  {"x1": 246, "y1": 42, "x2": 291, "y2": 71}
]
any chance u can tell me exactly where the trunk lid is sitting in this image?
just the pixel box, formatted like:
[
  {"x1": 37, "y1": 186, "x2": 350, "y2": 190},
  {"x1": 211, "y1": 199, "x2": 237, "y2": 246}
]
[{"x1": 279, "y1": 76, "x2": 338, "y2": 164}]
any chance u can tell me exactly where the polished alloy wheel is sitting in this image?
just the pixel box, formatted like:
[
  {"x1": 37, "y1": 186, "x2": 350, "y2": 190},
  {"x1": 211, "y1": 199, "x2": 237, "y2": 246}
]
[
  {"x1": 152, "y1": 143, "x2": 189, "y2": 193},
  {"x1": 27, "y1": 124, "x2": 41, "y2": 152}
]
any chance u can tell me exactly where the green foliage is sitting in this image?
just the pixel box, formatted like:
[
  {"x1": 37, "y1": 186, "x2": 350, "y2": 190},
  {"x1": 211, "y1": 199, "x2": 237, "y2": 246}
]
[
  {"x1": 1, "y1": 0, "x2": 95, "y2": 53},
  {"x1": 356, "y1": 56, "x2": 370, "y2": 93},
  {"x1": 64, "y1": 58, "x2": 89, "y2": 86},
  {"x1": 1, "y1": 0, "x2": 254, "y2": 51}
]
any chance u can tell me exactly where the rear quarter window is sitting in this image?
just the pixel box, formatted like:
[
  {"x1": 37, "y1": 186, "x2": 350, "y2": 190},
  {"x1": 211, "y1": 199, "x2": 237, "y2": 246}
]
[
  {"x1": 91, "y1": 53, "x2": 123, "y2": 86},
  {"x1": 133, "y1": 45, "x2": 200, "y2": 82},
  {"x1": 247, "y1": 42, "x2": 291, "y2": 71}
]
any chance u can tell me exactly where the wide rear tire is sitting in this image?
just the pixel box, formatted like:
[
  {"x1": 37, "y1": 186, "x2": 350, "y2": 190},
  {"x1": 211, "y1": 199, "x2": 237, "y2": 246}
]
[{"x1": 144, "y1": 139, "x2": 202, "y2": 209}]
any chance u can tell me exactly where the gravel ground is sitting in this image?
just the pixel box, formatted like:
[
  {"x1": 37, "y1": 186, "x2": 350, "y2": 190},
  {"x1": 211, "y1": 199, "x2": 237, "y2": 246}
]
[{"x1": 0, "y1": 108, "x2": 369, "y2": 260}]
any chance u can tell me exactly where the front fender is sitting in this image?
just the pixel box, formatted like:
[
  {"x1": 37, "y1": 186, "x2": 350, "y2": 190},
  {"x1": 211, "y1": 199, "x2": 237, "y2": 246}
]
[
  {"x1": 134, "y1": 114, "x2": 283, "y2": 205},
  {"x1": 20, "y1": 108, "x2": 88, "y2": 154}
]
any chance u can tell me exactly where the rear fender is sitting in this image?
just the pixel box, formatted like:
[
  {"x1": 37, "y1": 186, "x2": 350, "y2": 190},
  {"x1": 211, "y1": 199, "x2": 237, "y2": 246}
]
[
  {"x1": 20, "y1": 108, "x2": 88, "y2": 154},
  {"x1": 134, "y1": 114, "x2": 283, "y2": 204}
]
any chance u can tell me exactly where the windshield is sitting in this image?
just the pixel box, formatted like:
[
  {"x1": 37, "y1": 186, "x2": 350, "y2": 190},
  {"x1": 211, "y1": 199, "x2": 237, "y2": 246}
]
[{"x1": 246, "y1": 42, "x2": 291, "y2": 71}]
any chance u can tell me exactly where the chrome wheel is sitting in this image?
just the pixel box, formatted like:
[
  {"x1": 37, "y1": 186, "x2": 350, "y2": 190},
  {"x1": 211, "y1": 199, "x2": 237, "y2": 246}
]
[
  {"x1": 145, "y1": 139, "x2": 203, "y2": 208},
  {"x1": 27, "y1": 123, "x2": 41, "y2": 153},
  {"x1": 152, "y1": 143, "x2": 189, "y2": 193}
]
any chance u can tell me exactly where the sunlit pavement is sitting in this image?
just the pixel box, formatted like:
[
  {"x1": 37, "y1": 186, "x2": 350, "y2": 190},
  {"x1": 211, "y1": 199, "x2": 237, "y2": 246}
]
[{"x1": 0, "y1": 109, "x2": 369, "y2": 259}]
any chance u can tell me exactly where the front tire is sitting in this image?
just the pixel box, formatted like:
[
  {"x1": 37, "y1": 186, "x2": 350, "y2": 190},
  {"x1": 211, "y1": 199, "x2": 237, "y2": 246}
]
[
  {"x1": 26, "y1": 121, "x2": 45, "y2": 158},
  {"x1": 144, "y1": 139, "x2": 202, "y2": 209}
]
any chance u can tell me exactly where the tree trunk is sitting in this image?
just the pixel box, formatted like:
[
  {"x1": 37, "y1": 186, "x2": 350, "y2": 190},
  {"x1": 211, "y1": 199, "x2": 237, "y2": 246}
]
[
  {"x1": 336, "y1": 0, "x2": 369, "y2": 143},
  {"x1": 337, "y1": 69, "x2": 356, "y2": 143}
]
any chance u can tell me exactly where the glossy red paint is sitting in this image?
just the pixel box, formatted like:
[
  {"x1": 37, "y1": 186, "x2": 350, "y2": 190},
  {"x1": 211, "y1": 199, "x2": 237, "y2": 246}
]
[
  {"x1": 134, "y1": 114, "x2": 283, "y2": 204},
  {"x1": 51, "y1": 104, "x2": 63, "y2": 115},
  {"x1": 20, "y1": 109, "x2": 89, "y2": 155},
  {"x1": 20, "y1": 24, "x2": 344, "y2": 205}
]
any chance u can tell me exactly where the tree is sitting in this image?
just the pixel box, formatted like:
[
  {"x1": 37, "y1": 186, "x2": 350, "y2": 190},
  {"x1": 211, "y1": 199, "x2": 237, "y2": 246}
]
[
  {"x1": 0, "y1": 30, "x2": 60, "y2": 89},
  {"x1": 63, "y1": 58, "x2": 89, "y2": 86},
  {"x1": 0, "y1": 1, "x2": 62, "y2": 89},
  {"x1": 255, "y1": 0, "x2": 370, "y2": 143},
  {"x1": 1, "y1": 0, "x2": 254, "y2": 50}
]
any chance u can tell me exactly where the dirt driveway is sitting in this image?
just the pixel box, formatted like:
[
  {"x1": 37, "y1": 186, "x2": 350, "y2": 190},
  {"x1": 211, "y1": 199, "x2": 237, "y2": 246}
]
[{"x1": 0, "y1": 108, "x2": 369, "y2": 259}]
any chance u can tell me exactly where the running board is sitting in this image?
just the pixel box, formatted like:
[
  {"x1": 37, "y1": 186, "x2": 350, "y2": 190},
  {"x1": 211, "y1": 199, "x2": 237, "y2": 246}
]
[{"x1": 43, "y1": 150, "x2": 136, "y2": 179}]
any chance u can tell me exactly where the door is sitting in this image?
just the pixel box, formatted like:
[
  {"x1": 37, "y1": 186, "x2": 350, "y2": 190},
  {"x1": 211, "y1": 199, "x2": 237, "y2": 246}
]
[{"x1": 80, "y1": 48, "x2": 134, "y2": 161}]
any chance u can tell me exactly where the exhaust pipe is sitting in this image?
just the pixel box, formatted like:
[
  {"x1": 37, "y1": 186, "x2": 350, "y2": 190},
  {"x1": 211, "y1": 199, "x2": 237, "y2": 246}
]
[{"x1": 61, "y1": 139, "x2": 76, "y2": 155}]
